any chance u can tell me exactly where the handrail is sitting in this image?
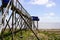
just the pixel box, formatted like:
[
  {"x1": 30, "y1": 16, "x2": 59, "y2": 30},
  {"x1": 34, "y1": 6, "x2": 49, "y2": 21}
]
[
  {"x1": 11, "y1": 5, "x2": 40, "y2": 40},
  {"x1": 0, "y1": 0, "x2": 40, "y2": 40}
]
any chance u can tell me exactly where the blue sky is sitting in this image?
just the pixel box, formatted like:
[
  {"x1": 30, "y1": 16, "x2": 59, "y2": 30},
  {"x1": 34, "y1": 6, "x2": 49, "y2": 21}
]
[
  {"x1": 0, "y1": 0, "x2": 60, "y2": 23},
  {"x1": 0, "y1": 0, "x2": 60, "y2": 29},
  {"x1": 19, "y1": 0, "x2": 60, "y2": 23}
]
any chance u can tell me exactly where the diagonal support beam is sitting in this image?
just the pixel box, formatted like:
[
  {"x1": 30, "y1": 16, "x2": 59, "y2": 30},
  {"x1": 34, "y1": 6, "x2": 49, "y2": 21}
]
[{"x1": 19, "y1": 14, "x2": 40, "y2": 40}]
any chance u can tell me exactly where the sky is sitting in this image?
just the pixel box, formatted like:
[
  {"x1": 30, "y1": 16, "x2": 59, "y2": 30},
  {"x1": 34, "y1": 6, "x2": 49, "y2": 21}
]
[
  {"x1": 0, "y1": 0, "x2": 60, "y2": 29},
  {"x1": 19, "y1": 0, "x2": 60, "y2": 23},
  {"x1": 0, "y1": 0, "x2": 60, "y2": 23}
]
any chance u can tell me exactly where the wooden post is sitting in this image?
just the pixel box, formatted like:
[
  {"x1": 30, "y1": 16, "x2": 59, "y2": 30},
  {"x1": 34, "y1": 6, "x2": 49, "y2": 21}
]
[
  {"x1": 37, "y1": 21, "x2": 38, "y2": 29},
  {"x1": 11, "y1": 0, "x2": 14, "y2": 40},
  {"x1": 1, "y1": 5, "x2": 4, "y2": 25}
]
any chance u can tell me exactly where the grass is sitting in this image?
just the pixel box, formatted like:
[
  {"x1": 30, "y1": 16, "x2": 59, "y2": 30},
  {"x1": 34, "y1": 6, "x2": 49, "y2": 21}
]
[{"x1": 0, "y1": 29, "x2": 60, "y2": 40}]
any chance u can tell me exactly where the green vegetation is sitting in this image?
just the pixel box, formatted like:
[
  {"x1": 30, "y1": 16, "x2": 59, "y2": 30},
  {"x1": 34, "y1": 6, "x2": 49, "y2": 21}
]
[{"x1": 0, "y1": 29, "x2": 60, "y2": 40}]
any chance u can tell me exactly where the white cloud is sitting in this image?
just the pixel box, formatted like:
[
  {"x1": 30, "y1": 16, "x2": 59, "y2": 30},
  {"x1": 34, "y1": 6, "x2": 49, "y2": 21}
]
[
  {"x1": 30, "y1": 0, "x2": 48, "y2": 5},
  {"x1": 44, "y1": 12, "x2": 55, "y2": 17},
  {"x1": 46, "y1": 2, "x2": 56, "y2": 7},
  {"x1": 29, "y1": 0, "x2": 56, "y2": 7},
  {"x1": 39, "y1": 12, "x2": 60, "y2": 23},
  {"x1": 40, "y1": 16, "x2": 60, "y2": 23}
]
